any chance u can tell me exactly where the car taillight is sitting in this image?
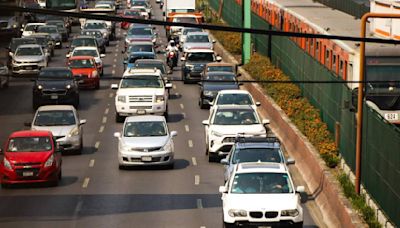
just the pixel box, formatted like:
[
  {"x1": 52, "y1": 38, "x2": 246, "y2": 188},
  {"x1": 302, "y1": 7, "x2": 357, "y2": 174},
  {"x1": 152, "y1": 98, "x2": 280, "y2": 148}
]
[{"x1": 168, "y1": 52, "x2": 175, "y2": 58}]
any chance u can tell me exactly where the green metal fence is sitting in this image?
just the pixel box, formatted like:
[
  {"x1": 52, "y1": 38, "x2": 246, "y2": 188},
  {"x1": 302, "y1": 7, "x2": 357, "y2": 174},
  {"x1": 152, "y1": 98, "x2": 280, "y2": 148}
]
[{"x1": 208, "y1": 0, "x2": 400, "y2": 225}]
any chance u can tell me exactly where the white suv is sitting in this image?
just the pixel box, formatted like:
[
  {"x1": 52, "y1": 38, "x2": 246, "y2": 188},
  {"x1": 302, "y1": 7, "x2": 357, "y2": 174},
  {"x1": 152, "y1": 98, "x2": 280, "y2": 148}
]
[
  {"x1": 202, "y1": 105, "x2": 269, "y2": 162},
  {"x1": 219, "y1": 162, "x2": 305, "y2": 228},
  {"x1": 111, "y1": 68, "x2": 172, "y2": 122}
]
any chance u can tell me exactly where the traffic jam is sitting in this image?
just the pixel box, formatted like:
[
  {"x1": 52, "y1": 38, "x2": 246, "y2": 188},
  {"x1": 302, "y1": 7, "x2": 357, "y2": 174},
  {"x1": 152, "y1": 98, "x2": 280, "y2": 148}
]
[{"x1": 0, "y1": 0, "x2": 306, "y2": 227}]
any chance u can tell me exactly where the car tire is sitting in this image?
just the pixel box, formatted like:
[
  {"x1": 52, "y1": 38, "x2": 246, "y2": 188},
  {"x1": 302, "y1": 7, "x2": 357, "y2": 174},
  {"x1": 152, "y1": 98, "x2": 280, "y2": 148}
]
[
  {"x1": 95, "y1": 81, "x2": 100, "y2": 90},
  {"x1": 293, "y1": 222, "x2": 303, "y2": 228},
  {"x1": 223, "y1": 222, "x2": 236, "y2": 228},
  {"x1": 58, "y1": 169, "x2": 62, "y2": 180},
  {"x1": 118, "y1": 164, "x2": 125, "y2": 170},
  {"x1": 76, "y1": 138, "x2": 83, "y2": 154},
  {"x1": 115, "y1": 112, "x2": 124, "y2": 123},
  {"x1": 183, "y1": 74, "x2": 188, "y2": 84},
  {"x1": 208, "y1": 153, "x2": 217, "y2": 162},
  {"x1": 1, "y1": 183, "x2": 9, "y2": 188},
  {"x1": 199, "y1": 99, "x2": 207, "y2": 109}
]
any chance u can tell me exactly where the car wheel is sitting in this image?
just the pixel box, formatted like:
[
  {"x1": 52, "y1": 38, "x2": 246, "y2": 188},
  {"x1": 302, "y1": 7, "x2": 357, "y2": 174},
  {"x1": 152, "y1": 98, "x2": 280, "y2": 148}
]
[
  {"x1": 95, "y1": 81, "x2": 100, "y2": 90},
  {"x1": 1, "y1": 183, "x2": 9, "y2": 188},
  {"x1": 208, "y1": 153, "x2": 217, "y2": 162},
  {"x1": 76, "y1": 138, "x2": 83, "y2": 154},
  {"x1": 115, "y1": 112, "x2": 124, "y2": 123},
  {"x1": 199, "y1": 99, "x2": 207, "y2": 109},
  {"x1": 223, "y1": 222, "x2": 236, "y2": 228},
  {"x1": 183, "y1": 74, "x2": 188, "y2": 84},
  {"x1": 58, "y1": 169, "x2": 62, "y2": 180},
  {"x1": 118, "y1": 164, "x2": 125, "y2": 170}
]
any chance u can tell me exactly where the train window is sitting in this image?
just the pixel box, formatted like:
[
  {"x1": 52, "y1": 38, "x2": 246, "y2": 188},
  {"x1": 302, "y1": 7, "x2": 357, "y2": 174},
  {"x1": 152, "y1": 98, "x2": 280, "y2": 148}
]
[
  {"x1": 316, "y1": 42, "x2": 320, "y2": 61},
  {"x1": 339, "y1": 60, "x2": 344, "y2": 77},
  {"x1": 333, "y1": 55, "x2": 337, "y2": 74},
  {"x1": 325, "y1": 48, "x2": 330, "y2": 68},
  {"x1": 305, "y1": 38, "x2": 309, "y2": 51},
  {"x1": 347, "y1": 62, "x2": 352, "y2": 80},
  {"x1": 310, "y1": 39, "x2": 314, "y2": 56}
]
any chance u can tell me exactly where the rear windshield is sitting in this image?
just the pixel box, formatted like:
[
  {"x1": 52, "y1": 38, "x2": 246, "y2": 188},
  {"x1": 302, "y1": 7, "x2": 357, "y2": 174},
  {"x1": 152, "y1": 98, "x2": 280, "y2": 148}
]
[
  {"x1": 34, "y1": 110, "x2": 76, "y2": 126},
  {"x1": 7, "y1": 137, "x2": 52, "y2": 152}
]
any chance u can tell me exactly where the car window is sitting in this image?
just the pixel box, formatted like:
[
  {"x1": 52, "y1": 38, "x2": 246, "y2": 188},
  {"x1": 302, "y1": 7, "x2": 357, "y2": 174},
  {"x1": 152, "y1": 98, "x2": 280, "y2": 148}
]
[
  {"x1": 7, "y1": 137, "x2": 53, "y2": 152},
  {"x1": 125, "y1": 10, "x2": 142, "y2": 16},
  {"x1": 128, "y1": 44, "x2": 153, "y2": 53},
  {"x1": 231, "y1": 173, "x2": 293, "y2": 194},
  {"x1": 213, "y1": 109, "x2": 259, "y2": 125},
  {"x1": 173, "y1": 17, "x2": 197, "y2": 23},
  {"x1": 34, "y1": 110, "x2": 76, "y2": 126},
  {"x1": 73, "y1": 49, "x2": 98, "y2": 57},
  {"x1": 39, "y1": 69, "x2": 73, "y2": 79},
  {"x1": 128, "y1": 27, "x2": 152, "y2": 36},
  {"x1": 10, "y1": 39, "x2": 37, "y2": 51},
  {"x1": 232, "y1": 148, "x2": 282, "y2": 164},
  {"x1": 135, "y1": 63, "x2": 166, "y2": 74},
  {"x1": 120, "y1": 76, "x2": 162, "y2": 88},
  {"x1": 72, "y1": 38, "x2": 96, "y2": 47},
  {"x1": 124, "y1": 121, "x2": 167, "y2": 137},
  {"x1": 186, "y1": 35, "x2": 210, "y2": 43},
  {"x1": 187, "y1": 53, "x2": 214, "y2": 62},
  {"x1": 84, "y1": 22, "x2": 107, "y2": 30},
  {"x1": 206, "y1": 74, "x2": 235, "y2": 81},
  {"x1": 216, "y1": 94, "x2": 253, "y2": 105},
  {"x1": 183, "y1": 28, "x2": 203, "y2": 35},
  {"x1": 69, "y1": 59, "x2": 95, "y2": 68},
  {"x1": 16, "y1": 47, "x2": 42, "y2": 56},
  {"x1": 207, "y1": 66, "x2": 234, "y2": 72},
  {"x1": 38, "y1": 26, "x2": 58, "y2": 33}
]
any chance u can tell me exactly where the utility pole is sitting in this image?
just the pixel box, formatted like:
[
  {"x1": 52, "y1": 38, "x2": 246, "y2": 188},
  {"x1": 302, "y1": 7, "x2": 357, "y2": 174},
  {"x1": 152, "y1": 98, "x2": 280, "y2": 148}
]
[{"x1": 242, "y1": 0, "x2": 251, "y2": 64}]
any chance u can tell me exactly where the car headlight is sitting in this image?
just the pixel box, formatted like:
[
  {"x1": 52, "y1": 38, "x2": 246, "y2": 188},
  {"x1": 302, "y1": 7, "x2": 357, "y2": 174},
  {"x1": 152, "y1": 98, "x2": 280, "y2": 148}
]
[
  {"x1": 155, "y1": 95, "x2": 164, "y2": 103},
  {"x1": 228, "y1": 209, "x2": 247, "y2": 217},
  {"x1": 162, "y1": 141, "x2": 172, "y2": 152},
  {"x1": 66, "y1": 84, "x2": 72, "y2": 89},
  {"x1": 91, "y1": 70, "x2": 98, "y2": 78},
  {"x1": 37, "y1": 85, "x2": 43, "y2": 90},
  {"x1": 281, "y1": 209, "x2": 299, "y2": 217},
  {"x1": 103, "y1": 33, "x2": 108, "y2": 39},
  {"x1": 211, "y1": 130, "x2": 223, "y2": 137},
  {"x1": 117, "y1": 95, "x2": 126, "y2": 103},
  {"x1": 3, "y1": 157, "x2": 12, "y2": 170},
  {"x1": 203, "y1": 91, "x2": 214, "y2": 97},
  {"x1": 68, "y1": 126, "x2": 79, "y2": 137},
  {"x1": 186, "y1": 64, "x2": 194, "y2": 70},
  {"x1": 152, "y1": 38, "x2": 156, "y2": 43},
  {"x1": 44, "y1": 154, "x2": 54, "y2": 167}
]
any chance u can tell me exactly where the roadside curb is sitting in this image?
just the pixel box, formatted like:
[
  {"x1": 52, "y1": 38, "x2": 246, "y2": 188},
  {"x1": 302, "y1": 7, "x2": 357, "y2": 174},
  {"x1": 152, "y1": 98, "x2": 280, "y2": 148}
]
[{"x1": 211, "y1": 36, "x2": 366, "y2": 228}]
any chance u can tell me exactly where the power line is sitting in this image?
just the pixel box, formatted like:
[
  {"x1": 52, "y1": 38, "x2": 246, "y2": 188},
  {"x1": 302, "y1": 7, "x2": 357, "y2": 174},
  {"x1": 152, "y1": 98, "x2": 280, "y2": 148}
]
[{"x1": 2, "y1": 5, "x2": 400, "y2": 45}]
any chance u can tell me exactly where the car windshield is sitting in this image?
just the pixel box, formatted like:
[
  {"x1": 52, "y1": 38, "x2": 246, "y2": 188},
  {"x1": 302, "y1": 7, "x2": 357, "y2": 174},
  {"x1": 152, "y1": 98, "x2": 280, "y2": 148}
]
[
  {"x1": 34, "y1": 110, "x2": 76, "y2": 126},
  {"x1": 84, "y1": 23, "x2": 107, "y2": 30},
  {"x1": 173, "y1": 17, "x2": 197, "y2": 23},
  {"x1": 47, "y1": 21, "x2": 64, "y2": 29},
  {"x1": 10, "y1": 39, "x2": 36, "y2": 51},
  {"x1": 131, "y1": 1, "x2": 146, "y2": 7},
  {"x1": 69, "y1": 59, "x2": 95, "y2": 68},
  {"x1": 120, "y1": 76, "x2": 162, "y2": 88},
  {"x1": 39, "y1": 69, "x2": 73, "y2": 79},
  {"x1": 135, "y1": 63, "x2": 166, "y2": 74},
  {"x1": 7, "y1": 137, "x2": 52, "y2": 152},
  {"x1": 231, "y1": 173, "x2": 293, "y2": 194},
  {"x1": 216, "y1": 94, "x2": 253, "y2": 105},
  {"x1": 183, "y1": 28, "x2": 203, "y2": 35},
  {"x1": 124, "y1": 121, "x2": 167, "y2": 137},
  {"x1": 128, "y1": 55, "x2": 154, "y2": 63},
  {"x1": 213, "y1": 109, "x2": 259, "y2": 125},
  {"x1": 232, "y1": 148, "x2": 282, "y2": 164},
  {"x1": 206, "y1": 74, "x2": 235, "y2": 82},
  {"x1": 24, "y1": 24, "x2": 41, "y2": 32},
  {"x1": 73, "y1": 49, "x2": 98, "y2": 57},
  {"x1": 128, "y1": 44, "x2": 153, "y2": 53},
  {"x1": 207, "y1": 65, "x2": 234, "y2": 72},
  {"x1": 186, "y1": 35, "x2": 210, "y2": 43},
  {"x1": 37, "y1": 26, "x2": 58, "y2": 33},
  {"x1": 125, "y1": 10, "x2": 141, "y2": 16},
  {"x1": 128, "y1": 27, "x2": 152, "y2": 36},
  {"x1": 16, "y1": 47, "x2": 42, "y2": 56},
  {"x1": 72, "y1": 38, "x2": 96, "y2": 47},
  {"x1": 187, "y1": 53, "x2": 214, "y2": 62}
]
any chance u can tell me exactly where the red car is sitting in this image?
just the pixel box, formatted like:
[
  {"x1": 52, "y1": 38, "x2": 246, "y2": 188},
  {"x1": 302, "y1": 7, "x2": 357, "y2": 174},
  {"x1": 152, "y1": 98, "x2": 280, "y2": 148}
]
[
  {"x1": 120, "y1": 9, "x2": 144, "y2": 29},
  {"x1": 68, "y1": 56, "x2": 100, "y2": 90},
  {"x1": 0, "y1": 130, "x2": 62, "y2": 188}
]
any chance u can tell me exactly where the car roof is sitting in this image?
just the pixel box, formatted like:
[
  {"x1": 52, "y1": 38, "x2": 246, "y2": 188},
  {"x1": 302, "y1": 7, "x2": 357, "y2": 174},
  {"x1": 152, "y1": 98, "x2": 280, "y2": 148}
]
[
  {"x1": 16, "y1": 44, "x2": 41, "y2": 49},
  {"x1": 9, "y1": 130, "x2": 53, "y2": 138},
  {"x1": 68, "y1": 55, "x2": 95, "y2": 60},
  {"x1": 29, "y1": 33, "x2": 51, "y2": 37},
  {"x1": 125, "y1": 115, "x2": 166, "y2": 122},
  {"x1": 128, "y1": 41, "x2": 153, "y2": 45},
  {"x1": 123, "y1": 68, "x2": 161, "y2": 76},
  {"x1": 186, "y1": 31, "x2": 209, "y2": 36},
  {"x1": 217, "y1": 89, "x2": 250, "y2": 94},
  {"x1": 206, "y1": 62, "x2": 235, "y2": 67},
  {"x1": 135, "y1": 59, "x2": 164, "y2": 64},
  {"x1": 206, "y1": 71, "x2": 236, "y2": 76},
  {"x1": 216, "y1": 105, "x2": 254, "y2": 110},
  {"x1": 235, "y1": 162, "x2": 287, "y2": 174},
  {"x1": 235, "y1": 137, "x2": 281, "y2": 149},
  {"x1": 25, "y1": 23, "x2": 46, "y2": 26},
  {"x1": 185, "y1": 48, "x2": 215, "y2": 53},
  {"x1": 73, "y1": 46, "x2": 98, "y2": 50},
  {"x1": 37, "y1": 105, "x2": 76, "y2": 111},
  {"x1": 73, "y1": 35, "x2": 96, "y2": 39}
]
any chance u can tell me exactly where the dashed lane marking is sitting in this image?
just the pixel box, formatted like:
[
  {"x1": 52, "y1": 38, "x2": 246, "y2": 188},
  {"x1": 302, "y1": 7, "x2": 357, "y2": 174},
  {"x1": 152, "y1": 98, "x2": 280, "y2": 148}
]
[
  {"x1": 89, "y1": 159, "x2": 95, "y2": 167},
  {"x1": 185, "y1": 125, "x2": 189, "y2": 132},
  {"x1": 115, "y1": 48, "x2": 119, "y2": 52},
  {"x1": 192, "y1": 157, "x2": 197, "y2": 166},
  {"x1": 113, "y1": 64, "x2": 116, "y2": 68},
  {"x1": 114, "y1": 53, "x2": 118, "y2": 57},
  {"x1": 197, "y1": 199, "x2": 203, "y2": 209},
  {"x1": 104, "y1": 108, "x2": 109, "y2": 115},
  {"x1": 173, "y1": 84, "x2": 176, "y2": 89},
  {"x1": 82, "y1": 177, "x2": 90, "y2": 188},
  {"x1": 102, "y1": 117, "x2": 107, "y2": 124},
  {"x1": 112, "y1": 70, "x2": 115, "y2": 75},
  {"x1": 99, "y1": 125, "x2": 105, "y2": 133},
  {"x1": 188, "y1": 140, "x2": 193, "y2": 148},
  {"x1": 109, "y1": 93, "x2": 114, "y2": 98},
  {"x1": 114, "y1": 59, "x2": 117, "y2": 62},
  {"x1": 195, "y1": 175, "x2": 200, "y2": 185},
  {"x1": 182, "y1": 112, "x2": 186, "y2": 118},
  {"x1": 95, "y1": 141, "x2": 100, "y2": 149},
  {"x1": 180, "y1": 103, "x2": 184, "y2": 109}
]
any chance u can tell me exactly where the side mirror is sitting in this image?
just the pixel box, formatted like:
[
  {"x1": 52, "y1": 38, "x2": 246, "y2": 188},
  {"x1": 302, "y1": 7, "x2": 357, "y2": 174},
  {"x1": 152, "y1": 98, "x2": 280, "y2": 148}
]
[
  {"x1": 9, "y1": 52, "x2": 13, "y2": 57},
  {"x1": 220, "y1": 158, "x2": 228, "y2": 165},
  {"x1": 100, "y1": 54, "x2": 106, "y2": 58},
  {"x1": 262, "y1": 119, "x2": 270, "y2": 125},
  {"x1": 56, "y1": 143, "x2": 65, "y2": 153},
  {"x1": 202, "y1": 120, "x2": 209, "y2": 125},
  {"x1": 165, "y1": 83, "x2": 172, "y2": 89},
  {"x1": 296, "y1": 186, "x2": 305, "y2": 193},
  {"x1": 79, "y1": 119, "x2": 87, "y2": 125},
  {"x1": 219, "y1": 186, "x2": 227, "y2": 193},
  {"x1": 114, "y1": 132, "x2": 121, "y2": 138},
  {"x1": 170, "y1": 131, "x2": 177, "y2": 137},
  {"x1": 123, "y1": 60, "x2": 128, "y2": 64},
  {"x1": 24, "y1": 121, "x2": 32, "y2": 127},
  {"x1": 111, "y1": 84, "x2": 118, "y2": 89},
  {"x1": 286, "y1": 157, "x2": 295, "y2": 165},
  {"x1": 180, "y1": 57, "x2": 185, "y2": 61},
  {"x1": 255, "y1": 101, "x2": 261, "y2": 106},
  {"x1": 212, "y1": 40, "x2": 216, "y2": 43},
  {"x1": 237, "y1": 73, "x2": 242, "y2": 77},
  {"x1": 216, "y1": 56, "x2": 222, "y2": 62},
  {"x1": 65, "y1": 54, "x2": 70, "y2": 58}
]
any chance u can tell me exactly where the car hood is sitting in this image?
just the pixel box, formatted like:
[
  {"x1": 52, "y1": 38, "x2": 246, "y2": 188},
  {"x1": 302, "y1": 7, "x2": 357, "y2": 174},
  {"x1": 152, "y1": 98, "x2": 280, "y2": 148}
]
[
  {"x1": 224, "y1": 193, "x2": 299, "y2": 211},
  {"x1": 32, "y1": 125, "x2": 75, "y2": 137},
  {"x1": 37, "y1": 80, "x2": 74, "y2": 90},
  {"x1": 184, "y1": 42, "x2": 213, "y2": 50},
  {"x1": 187, "y1": 61, "x2": 211, "y2": 67},
  {"x1": 13, "y1": 55, "x2": 44, "y2": 62},
  {"x1": 209, "y1": 124, "x2": 266, "y2": 135},
  {"x1": 203, "y1": 83, "x2": 239, "y2": 92},
  {"x1": 6, "y1": 152, "x2": 51, "y2": 164},
  {"x1": 121, "y1": 136, "x2": 169, "y2": 148},
  {"x1": 71, "y1": 68, "x2": 95, "y2": 75},
  {"x1": 117, "y1": 88, "x2": 164, "y2": 96}
]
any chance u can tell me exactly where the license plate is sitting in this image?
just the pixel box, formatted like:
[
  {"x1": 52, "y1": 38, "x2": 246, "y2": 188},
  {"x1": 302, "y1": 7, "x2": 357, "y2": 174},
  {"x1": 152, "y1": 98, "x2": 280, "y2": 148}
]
[
  {"x1": 258, "y1": 226, "x2": 271, "y2": 228},
  {"x1": 136, "y1": 109, "x2": 146, "y2": 115},
  {"x1": 25, "y1": 67, "x2": 32, "y2": 70},
  {"x1": 384, "y1": 113, "x2": 398, "y2": 121},
  {"x1": 141, "y1": 156, "x2": 152, "y2": 162},
  {"x1": 51, "y1": 95, "x2": 58, "y2": 99},
  {"x1": 23, "y1": 171, "x2": 34, "y2": 177}
]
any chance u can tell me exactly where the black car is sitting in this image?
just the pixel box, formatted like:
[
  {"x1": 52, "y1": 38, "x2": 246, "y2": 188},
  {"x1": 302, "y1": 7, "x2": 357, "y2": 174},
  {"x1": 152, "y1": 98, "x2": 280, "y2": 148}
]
[
  {"x1": 80, "y1": 29, "x2": 106, "y2": 54},
  {"x1": 32, "y1": 67, "x2": 80, "y2": 109},
  {"x1": 198, "y1": 72, "x2": 240, "y2": 109},
  {"x1": 181, "y1": 50, "x2": 222, "y2": 84}
]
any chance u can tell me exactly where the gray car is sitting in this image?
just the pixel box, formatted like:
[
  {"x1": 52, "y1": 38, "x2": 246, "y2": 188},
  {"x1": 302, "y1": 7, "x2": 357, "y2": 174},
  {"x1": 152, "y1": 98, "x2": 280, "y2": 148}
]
[
  {"x1": 182, "y1": 31, "x2": 215, "y2": 52},
  {"x1": 11, "y1": 44, "x2": 48, "y2": 75},
  {"x1": 37, "y1": 25, "x2": 63, "y2": 48},
  {"x1": 28, "y1": 105, "x2": 86, "y2": 154}
]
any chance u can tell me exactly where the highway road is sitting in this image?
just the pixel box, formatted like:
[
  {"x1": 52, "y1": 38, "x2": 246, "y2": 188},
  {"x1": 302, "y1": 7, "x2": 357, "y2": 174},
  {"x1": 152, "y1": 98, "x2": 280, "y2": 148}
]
[{"x1": 0, "y1": 1, "x2": 320, "y2": 227}]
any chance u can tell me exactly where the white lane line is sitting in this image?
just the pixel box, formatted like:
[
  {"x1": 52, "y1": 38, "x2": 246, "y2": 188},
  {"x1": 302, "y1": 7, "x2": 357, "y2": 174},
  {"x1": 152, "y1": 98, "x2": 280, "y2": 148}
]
[
  {"x1": 175, "y1": 92, "x2": 179, "y2": 97},
  {"x1": 94, "y1": 141, "x2": 100, "y2": 149},
  {"x1": 89, "y1": 159, "x2": 95, "y2": 167},
  {"x1": 182, "y1": 112, "x2": 186, "y2": 118},
  {"x1": 99, "y1": 125, "x2": 105, "y2": 133},
  {"x1": 82, "y1": 177, "x2": 90, "y2": 188},
  {"x1": 114, "y1": 59, "x2": 117, "y2": 62},
  {"x1": 195, "y1": 175, "x2": 200, "y2": 185},
  {"x1": 72, "y1": 201, "x2": 83, "y2": 220},
  {"x1": 197, "y1": 199, "x2": 203, "y2": 209},
  {"x1": 185, "y1": 124, "x2": 190, "y2": 132},
  {"x1": 116, "y1": 44, "x2": 119, "y2": 48},
  {"x1": 102, "y1": 116, "x2": 107, "y2": 124},
  {"x1": 112, "y1": 70, "x2": 115, "y2": 75},
  {"x1": 113, "y1": 64, "x2": 116, "y2": 68},
  {"x1": 104, "y1": 108, "x2": 109, "y2": 115},
  {"x1": 173, "y1": 84, "x2": 176, "y2": 89},
  {"x1": 114, "y1": 53, "x2": 118, "y2": 57},
  {"x1": 192, "y1": 157, "x2": 197, "y2": 166},
  {"x1": 200, "y1": 226, "x2": 206, "y2": 228},
  {"x1": 109, "y1": 93, "x2": 114, "y2": 98},
  {"x1": 188, "y1": 140, "x2": 193, "y2": 148},
  {"x1": 180, "y1": 103, "x2": 184, "y2": 109},
  {"x1": 115, "y1": 48, "x2": 119, "y2": 52}
]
